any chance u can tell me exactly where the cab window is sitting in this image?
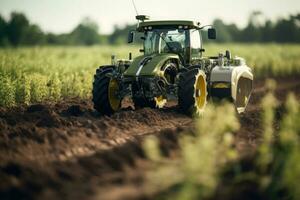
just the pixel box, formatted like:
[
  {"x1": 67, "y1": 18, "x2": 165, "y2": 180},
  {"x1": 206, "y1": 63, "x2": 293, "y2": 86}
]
[{"x1": 190, "y1": 30, "x2": 201, "y2": 59}]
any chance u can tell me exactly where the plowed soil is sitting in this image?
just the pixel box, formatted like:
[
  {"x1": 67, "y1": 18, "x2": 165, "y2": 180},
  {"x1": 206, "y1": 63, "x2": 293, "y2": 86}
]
[{"x1": 0, "y1": 76, "x2": 300, "y2": 200}]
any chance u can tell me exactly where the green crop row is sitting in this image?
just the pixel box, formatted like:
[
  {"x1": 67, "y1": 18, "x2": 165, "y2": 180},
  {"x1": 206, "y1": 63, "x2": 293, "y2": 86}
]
[
  {"x1": 0, "y1": 72, "x2": 92, "y2": 107},
  {"x1": 0, "y1": 45, "x2": 139, "y2": 107},
  {"x1": 0, "y1": 44, "x2": 299, "y2": 107}
]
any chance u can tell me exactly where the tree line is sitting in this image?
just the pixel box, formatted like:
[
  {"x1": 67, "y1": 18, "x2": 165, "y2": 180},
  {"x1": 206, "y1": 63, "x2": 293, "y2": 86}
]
[
  {"x1": 211, "y1": 11, "x2": 300, "y2": 43},
  {"x1": 0, "y1": 11, "x2": 299, "y2": 47},
  {"x1": 0, "y1": 12, "x2": 106, "y2": 46}
]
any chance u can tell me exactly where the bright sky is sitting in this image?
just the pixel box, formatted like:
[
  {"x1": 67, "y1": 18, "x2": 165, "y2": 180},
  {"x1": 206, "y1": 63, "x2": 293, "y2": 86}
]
[{"x1": 0, "y1": 0, "x2": 299, "y2": 34}]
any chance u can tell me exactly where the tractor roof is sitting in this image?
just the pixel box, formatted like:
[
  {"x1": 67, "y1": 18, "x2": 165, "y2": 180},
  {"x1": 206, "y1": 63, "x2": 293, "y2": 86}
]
[{"x1": 137, "y1": 20, "x2": 201, "y2": 31}]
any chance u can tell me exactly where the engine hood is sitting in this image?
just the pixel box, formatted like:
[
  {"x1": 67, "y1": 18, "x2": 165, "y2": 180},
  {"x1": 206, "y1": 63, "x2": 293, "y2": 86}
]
[{"x1": 124, "y1": 53, "x2": 179, "y2": 77}]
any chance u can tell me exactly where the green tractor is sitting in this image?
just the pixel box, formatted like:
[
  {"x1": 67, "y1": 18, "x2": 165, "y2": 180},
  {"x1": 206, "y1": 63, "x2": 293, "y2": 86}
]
[{"x1": 92, "y1": 15, "x2": 253, "y2": 116}]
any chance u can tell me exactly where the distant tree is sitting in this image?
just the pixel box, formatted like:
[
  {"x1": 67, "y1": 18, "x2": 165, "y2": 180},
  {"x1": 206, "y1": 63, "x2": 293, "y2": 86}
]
[
  {"x1": 110, "y1": 25, "x2": 129, "y2": 44},
  {"x1": 0, "y1": 15, "x2": 9, "y2": 46},
  {"x1": 226, "y1": 24, "x2": 241, "y2": 42},
  {"x1": 45, "y1": 33, "x2": 70, "y2": 45},
  {"x1": 212, "y1": 19, "x2": 233, "y2": 42},
  {"x1": 6, "y1": 12, "x2": 30, "y2": 46},
  {"x1": 261, "y1": 20, "x2": 274, "y2": 42},
  {"x1": 294, "y1": 14, "x2": 300, "y2": 43},
  {"x1": 242, "y1": 23, "x2": 261, "y2": 42},
  {"x1": 24, "y1": 24, "x2": 45, "y2": 45},
  {"x1": 274, "y1": 15, "x2": 300, "y2": 43},
  {"x1": 99, "y1": 34, "x2": 109, "y2": 44},
  {"x1": 45, "y1": 33, "x2": 59, "y2": 44},
  {"x1": 70, "y1": 18, "x2": 101, "y2": 45},
  {"x1": 241, "y1": 11, "x2": 263, "y2": 42},
  {"x1": 109, "y1": 24, "x2": 142, "y2": 45}
]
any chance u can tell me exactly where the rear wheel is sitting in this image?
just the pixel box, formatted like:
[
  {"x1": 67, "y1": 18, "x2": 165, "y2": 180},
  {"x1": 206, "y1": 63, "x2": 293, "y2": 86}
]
[
  {"x1": 92, "y1": 66, "x2": 121, "y2": 115},
  {"x1": 178, "y1": 69, "x2": 207, "y2": 116}
]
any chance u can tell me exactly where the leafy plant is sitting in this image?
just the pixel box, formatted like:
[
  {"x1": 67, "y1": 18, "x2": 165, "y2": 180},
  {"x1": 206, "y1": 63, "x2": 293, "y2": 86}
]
[{"x1": 0, "y1": 74, "x2": 15, "y2": 107}]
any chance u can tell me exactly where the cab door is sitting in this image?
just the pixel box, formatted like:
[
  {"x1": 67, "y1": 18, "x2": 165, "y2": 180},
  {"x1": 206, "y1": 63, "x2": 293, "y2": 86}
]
[{"x1": 189, "y1": 29, "x2": 202, "y2": 65}]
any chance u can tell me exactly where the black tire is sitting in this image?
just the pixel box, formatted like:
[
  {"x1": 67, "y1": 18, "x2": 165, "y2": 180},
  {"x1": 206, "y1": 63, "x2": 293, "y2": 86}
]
[
  {"x1": 178, "y1": 69, "x2": 207, "y2": 116},
  {"x1": 92, "y1": 66, "x2": 120, "y2": 115}
]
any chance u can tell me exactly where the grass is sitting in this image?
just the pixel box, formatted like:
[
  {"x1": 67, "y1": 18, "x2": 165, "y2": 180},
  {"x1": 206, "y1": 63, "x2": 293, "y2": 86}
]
[{"x1": 0, "y1": 44, "x2": 300, "y2": 107}]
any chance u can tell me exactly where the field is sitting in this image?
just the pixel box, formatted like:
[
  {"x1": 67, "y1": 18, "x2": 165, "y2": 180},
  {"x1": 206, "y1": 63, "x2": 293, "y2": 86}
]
[
  {"x1": 1, "y1": 44, "x2": 300, "y2": 107},
  {"x1": 0, "y1": 44, "x2": 300, "y2": 200}
]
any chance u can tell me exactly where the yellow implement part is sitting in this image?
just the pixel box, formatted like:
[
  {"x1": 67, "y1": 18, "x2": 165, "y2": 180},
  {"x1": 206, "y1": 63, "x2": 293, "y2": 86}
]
[
  {"x1": 213, "y1": 82, "x2": 231, "y2": 89},
  {"x1": 154, "y1": 95, "x2": 167, "y2": 108},
  {"x1": 194, "y1": 74, "x2": 207, "y2": 112},
  {"x1": 108, "y1": 79, "x2": 120, "y2": 111}
]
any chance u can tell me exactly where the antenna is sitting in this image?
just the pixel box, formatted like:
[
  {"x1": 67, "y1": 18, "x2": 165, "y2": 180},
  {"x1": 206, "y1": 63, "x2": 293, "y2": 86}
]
[
  {"x1": 131, "y1": 0, "x2": 139, "y2": 16},
  {"x1": 131, "y1": 0, "x2": 150, "y2": 28}
]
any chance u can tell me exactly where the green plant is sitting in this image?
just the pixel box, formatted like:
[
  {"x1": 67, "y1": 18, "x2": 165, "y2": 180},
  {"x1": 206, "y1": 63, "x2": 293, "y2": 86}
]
[
  {"x1": 29, "y1": 73, "x2": 48, "y2": 103},
  {"x1": 15, "y1": 74, "x2": 31, "y2": 105},
  {"x1": 143, "y1": 103, "x2": 239, "y2": 199},
  {"x1": 48, "y1": 73, "x2": 62, "y2": 101},
  {"x1": 0, "y1": 74, "x2": 15, "y2": 107}
]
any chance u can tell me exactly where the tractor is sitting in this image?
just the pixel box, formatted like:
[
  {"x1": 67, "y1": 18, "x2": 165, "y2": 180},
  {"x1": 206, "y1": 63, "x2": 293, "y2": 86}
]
[{"x1": 92, "y1": 15, "x2": 253, "y2": 116}]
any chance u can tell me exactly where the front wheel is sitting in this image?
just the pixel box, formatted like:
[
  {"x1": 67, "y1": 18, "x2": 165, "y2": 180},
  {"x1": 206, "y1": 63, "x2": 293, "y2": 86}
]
[
  {"x1": 92, "y1": 66, "x2": 121, "y2": 115},
  {"x1": 178, "y1": 69, "x2": 207, "y2": 116}
]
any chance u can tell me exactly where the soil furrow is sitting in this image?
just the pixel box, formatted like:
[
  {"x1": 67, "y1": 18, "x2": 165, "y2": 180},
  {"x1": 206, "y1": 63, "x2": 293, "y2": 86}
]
[{"x1": 0, "y1": 75, "x2": 299, "y2": 200}]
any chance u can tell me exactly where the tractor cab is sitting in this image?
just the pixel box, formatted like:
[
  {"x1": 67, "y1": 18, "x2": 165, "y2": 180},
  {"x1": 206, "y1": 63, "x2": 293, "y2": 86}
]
[{"x1": 128, "y1": 17, "x2": 216, "y2": 66}]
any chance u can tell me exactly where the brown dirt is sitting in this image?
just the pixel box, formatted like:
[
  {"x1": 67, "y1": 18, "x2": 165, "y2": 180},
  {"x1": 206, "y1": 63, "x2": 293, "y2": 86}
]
[{"x1": 0, "y1": 75, "x2": 299, "y2": 200}]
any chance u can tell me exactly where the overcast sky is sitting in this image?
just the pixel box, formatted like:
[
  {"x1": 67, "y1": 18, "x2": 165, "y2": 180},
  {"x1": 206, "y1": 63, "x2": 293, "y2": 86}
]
[{"x1": 0, "y1": 0, "x2": 299, "y2": 34}]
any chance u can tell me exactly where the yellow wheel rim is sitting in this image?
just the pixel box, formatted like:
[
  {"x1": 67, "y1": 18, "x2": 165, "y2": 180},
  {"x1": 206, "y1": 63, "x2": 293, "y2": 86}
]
[
  {"x1": 154, "y1": 95, "x2": 167, "y2": 108},
  {"x1": 108, "y1": 79, "x2": 120, "y2": 111},
  {"x1": 194, "y1": 73, "x2": 207, "y2": 113}
]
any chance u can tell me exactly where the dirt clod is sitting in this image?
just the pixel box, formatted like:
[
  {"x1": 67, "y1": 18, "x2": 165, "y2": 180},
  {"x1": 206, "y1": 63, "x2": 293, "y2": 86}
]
[
  {"x1": 64, "y1": 105, "x2": 85, "y2": 116},
  {"x1": 27, "y1": 104, "x2": 47, "y2": 113}
]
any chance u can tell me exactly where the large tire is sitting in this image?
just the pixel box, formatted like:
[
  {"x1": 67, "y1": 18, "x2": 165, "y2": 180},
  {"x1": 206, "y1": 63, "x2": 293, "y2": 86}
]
[
  {"x1": 92, "y1": 66, "x2": 121, "y2": 115},
  {"x1": 178, "y1": 69, "x2": 207, "y2": 116}
]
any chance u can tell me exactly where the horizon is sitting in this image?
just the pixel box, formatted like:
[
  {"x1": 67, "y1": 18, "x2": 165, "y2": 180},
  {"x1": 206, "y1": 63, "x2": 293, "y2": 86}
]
[{"x1": 0, "y1": 0, "x2": 299, "y2": 34}]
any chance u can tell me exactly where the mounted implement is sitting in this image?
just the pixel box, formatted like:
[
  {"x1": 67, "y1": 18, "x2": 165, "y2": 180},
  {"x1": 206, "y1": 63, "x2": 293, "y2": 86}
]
[{"x1": 92, "y1": 15, "x2": 253, "y2": 116}]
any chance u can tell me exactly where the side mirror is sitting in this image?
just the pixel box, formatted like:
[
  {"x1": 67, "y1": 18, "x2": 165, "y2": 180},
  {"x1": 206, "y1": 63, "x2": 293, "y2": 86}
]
[
  {"x1": 128, "y1": 31, "x2": 135, "y2": 43},
  {"x1": 208, "y1": 28, "x2": 216, "y2": 40},
  {"x1": 225, "y1": 50, "x2": 231, "y2": 60}
]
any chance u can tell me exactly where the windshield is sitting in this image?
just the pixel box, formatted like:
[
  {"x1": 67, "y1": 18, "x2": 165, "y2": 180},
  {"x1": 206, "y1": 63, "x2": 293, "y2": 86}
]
[{"x1": 144, "y1": 29, "x2": 188, "y2": 56}]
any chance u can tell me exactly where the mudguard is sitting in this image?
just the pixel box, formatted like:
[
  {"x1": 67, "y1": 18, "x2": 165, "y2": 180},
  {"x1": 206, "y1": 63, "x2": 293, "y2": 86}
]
[
  {"x1": 124, "y1": 53, "x2": 179, "y2": 77},
  {"x1": 210, "y1": 62, "x2": 253, "y2": 113}
]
